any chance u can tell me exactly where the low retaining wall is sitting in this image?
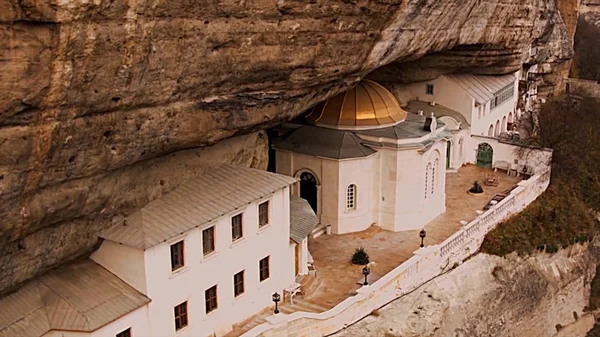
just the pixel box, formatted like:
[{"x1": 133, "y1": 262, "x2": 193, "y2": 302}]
[{"x1": 241, "y1": 169, "x2": 552, "y2": 337}]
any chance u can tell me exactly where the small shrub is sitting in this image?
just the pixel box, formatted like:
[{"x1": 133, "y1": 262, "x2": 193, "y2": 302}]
[
  {"x1": 469, "y1": 181, "x2": 484, "y2": 194},
  {"x1": 370, "y1": 309, "x2": 381, "y2": 317},
  {"x1": 555, "y1": 324, "x2": 563, "y2": 332},
  {"x1": 351, "y1": 247, "x2": 370, "y2": 265}
]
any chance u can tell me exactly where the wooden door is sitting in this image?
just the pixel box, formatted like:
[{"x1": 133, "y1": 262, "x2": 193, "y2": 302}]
[{"x1": 295, "y1": 244, "x2": 300, "y2": 276}]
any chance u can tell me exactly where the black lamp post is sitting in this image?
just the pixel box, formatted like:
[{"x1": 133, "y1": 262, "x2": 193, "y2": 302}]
[
  {"x1": 272, "y1": 292, "x2": 281, "y2": 314},
  {"x1": 362, "y1": 266, "x2": 370, "y2": 286},
  {"x1": 419, "y1": 229, "x2": 427, "y2": 248}
]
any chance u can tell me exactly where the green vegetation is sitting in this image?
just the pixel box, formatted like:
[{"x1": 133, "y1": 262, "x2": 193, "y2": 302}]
[
  {"x1": 481, "y1": 96, "x2": 600, "y2": 256},
  {"x1": 571, "y1": 17, "x2": 600, "y2": 81},
  {"x1": 469, "y1": 181, "x2": 483, "y2": 194},
  {"x1": 351, "y1": 247, "x2": 370, "y2": 265}
]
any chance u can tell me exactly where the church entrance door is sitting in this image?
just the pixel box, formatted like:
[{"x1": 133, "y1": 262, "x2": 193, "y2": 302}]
[
  {"x1": 300, "y1": 172, "x2": 318, "y2": 213},
  {"x1": 476, "y1": 143, "x2": 493, "y2": 168}
]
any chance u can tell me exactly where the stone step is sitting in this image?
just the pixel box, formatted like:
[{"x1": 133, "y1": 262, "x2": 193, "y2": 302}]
[{"x1": 311, "y1": 223, "x2": 326, "y2": 238}]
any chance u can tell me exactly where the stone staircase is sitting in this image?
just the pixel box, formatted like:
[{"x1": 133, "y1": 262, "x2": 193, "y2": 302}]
[{"x1": 311, "y1": 223, "x2": 327, "y2": 238}]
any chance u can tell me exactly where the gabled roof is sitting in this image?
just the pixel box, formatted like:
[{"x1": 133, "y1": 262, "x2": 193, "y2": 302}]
[
  {"x1": 274, "y1": 125, "x2": 376, "y2": 160},
  {"x1": 444, "y1": 73, "x2": 516, "y2": 103},
  {"x1": 289, "y1": 196, "x2": 319, "y2": 244},
  {"x1": 0, "y1": 260, "x2": 150, "y2": 337},
  {"x1": 405, "y1": 100, "x2": 470, "y2": 127},
  {"x1": 101, "y1": 165, "x2": 297, "y2": 250}
]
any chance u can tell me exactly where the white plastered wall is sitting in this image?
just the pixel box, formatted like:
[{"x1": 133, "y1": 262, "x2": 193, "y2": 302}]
[
  {"x1": 91, "y1": 240, "x2": 148, "y2": 294},
  {"x1": 467, "y1": 136, "x2": 553, "y2": 173},
  {"x1": 137, "y1": 187, "x2": 295, "y2": 337}
]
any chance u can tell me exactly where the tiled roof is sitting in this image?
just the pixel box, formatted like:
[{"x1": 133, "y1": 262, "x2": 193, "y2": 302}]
[
  {"x1": 355, "y1": 113, "x2": 446, "y2": 139},
  {"x1": 0, "y1": 260, "x2": 150, "y2": 337},
  {"x1": 101, "y1": 165, "x2": 297, "y2": 250},
  {"x1": 289, "y1": 196, "x2": 319, "y2": 243},
  {"x1": 274, "y1": 125, "x2": 376, "y2": 160},
  {"x1": 405, "y1": 100, "x2": 470, "y2": 127},
  {"x1": 445, "y1": 73, "x2": 515, "y2": 103}
]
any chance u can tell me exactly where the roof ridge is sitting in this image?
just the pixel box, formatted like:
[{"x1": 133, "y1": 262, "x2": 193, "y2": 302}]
[{"x1": 38, "y1": 278, "x2": 92, "y2": 331}]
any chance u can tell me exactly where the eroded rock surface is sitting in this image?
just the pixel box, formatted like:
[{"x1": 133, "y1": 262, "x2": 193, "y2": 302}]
[
  {"x1": 0, "y1": 0, "x2": 576, "y2": 294},
  {"x1": 335, "y1": 243, "x2": 600, "y2": 337}
]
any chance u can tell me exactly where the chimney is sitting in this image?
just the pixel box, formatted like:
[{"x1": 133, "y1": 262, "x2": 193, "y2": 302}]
[
  {"x1": 429, "y1": 100, "x2": 436, "y2": 106},
  {"x1": 418, "y1": 110, "x2": 424, "y2": 116},
  {"x1": 424, "y1": 113, "x2": 437, "y2": 132}
]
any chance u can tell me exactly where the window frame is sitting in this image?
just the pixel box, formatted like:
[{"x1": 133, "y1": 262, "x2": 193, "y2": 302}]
[
  {"x1": 202, "y1": 226, "x2": 216, "y2": 256},
  {"x1": 258, "y1": 201, "x2": 270, "y2": 228},
  {"x1": 233, "y1": 270, "x2": 245, "y2": 297},
  {"x1": 259, "y1": 256, "x2": 270, "y2": 282},
  {"x1": 346, "y1": 184, "x2": 356, "y2": 210},
  {"x1": 174, "y1": 301, "x2": 188, "y2": 331},
  {"x1": 170, "y1": 240, "x2": 185, "y2": 272},
  {"x1": 205, "y1": 285, "x2": 218, "y2": 314},
  {"x1": 426, "y1": 84, "x2": 434, "y2": 95},
  {"x1": 231, "y1": 213, "x2": 243, "y2": 242},
  {"x1": 116, "y1": 328, "x2": 132, "y2": 337}
]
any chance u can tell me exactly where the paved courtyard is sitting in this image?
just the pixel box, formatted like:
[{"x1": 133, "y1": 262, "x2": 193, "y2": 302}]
[{"x1": 307, "y1": 164, "x2": 522, "y2": 309}]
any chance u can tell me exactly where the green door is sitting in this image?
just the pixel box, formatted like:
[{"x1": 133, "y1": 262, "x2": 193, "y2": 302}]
[
  {"x1": 476, "y1": 143, "x2": 493, "y2": 168},
  {"x1": 446, "y1": 141, "x2": 452, "y2": 169}
]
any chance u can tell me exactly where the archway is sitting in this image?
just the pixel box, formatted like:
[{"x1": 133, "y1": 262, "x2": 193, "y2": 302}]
[
  {"x1": 476, "y1": 143, "x2": 493, "y2": 168},
  {"x1": 299, "y1": 172, "x2": 318, "y2": 213}
]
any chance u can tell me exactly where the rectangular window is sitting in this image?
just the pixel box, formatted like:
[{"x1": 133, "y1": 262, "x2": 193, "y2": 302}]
[
  {"x1": 205, "y1": 285, "x2": 218, "y2": 313},
  {"x1": 231, "y1": 214, "x2": 243, "y2": 242},
  {"x1": 202, "y1": 226, "x2": 215, "y2": 255},
  {"x1": 259, "y1": 256, "x2": 270, "y2": 282},
  {"x1": 426, "y1": 84, "x2": 434, "y2": 95},
  {"x1": 116, "y1": 328, "x2": 131, "y2": 337},
  {"x1": 174, "y1": 302, "x2": 188, "y2": 331},
  {"x1": 258, "y1": 201, "x2": 269, "y2": 227},
  {"x1": 170, "y1": 241, "x2": 184, "y2": 271},
  {"x1": 234, "y1": 270, "x2": 245, "y2": 297}
]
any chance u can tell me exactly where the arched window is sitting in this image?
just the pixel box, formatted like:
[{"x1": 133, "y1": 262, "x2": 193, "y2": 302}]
[
  {"x1": 425, "y1": 163, "x2": 431, "y2": 199},
  {"x1": 495, "y1": 120, "x2": 500, "y2": 137},
  {"x1": 346, "y1": 184, "x2": 356, "y2": 210},
  {"x1": 501, "y1": 116, "x2": 507, "y2": 133},
  {"x1": 488, "y1": 125, "x2": 494, "y2": 137},
  {"x1": 432, "y1": 159, "x2": 439, "y2": 195}
]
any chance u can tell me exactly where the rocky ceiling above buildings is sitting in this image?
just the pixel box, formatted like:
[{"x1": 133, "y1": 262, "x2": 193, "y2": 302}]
[{"x1": 0, "y1": 0, "x2": 576, "y2": 294}]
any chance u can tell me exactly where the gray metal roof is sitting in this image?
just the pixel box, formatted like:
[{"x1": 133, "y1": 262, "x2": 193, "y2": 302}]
[
  {"x1": 101, "y1": 165, "x2": 297, "y2": 250},
  {"x1": 444, "y1": 73, "x2": 516, "y2": 103},
  {"x1": 289, "y1": 196, "x2": 319, "y2": 244},
  {"x1": 405, "y1": 100, "x2": 470, "y2": 127},
  {"x1": 274, "y1": 125, "x2": 376, "y2": 160},
  {"x1": 0, "y1": 260, "x2": 150, "y2": 337},
  {"x1": 354, "y1": 113, "x2": 446, "y2": 139}
]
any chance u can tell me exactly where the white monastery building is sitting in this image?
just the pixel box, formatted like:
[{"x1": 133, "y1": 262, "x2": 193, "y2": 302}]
[
  {"x1": 0, "y1": 72, "x2": 526, "y2": 337},
  {"x1": 0, "y1": 165, "x2": 318, "y2": 337}
]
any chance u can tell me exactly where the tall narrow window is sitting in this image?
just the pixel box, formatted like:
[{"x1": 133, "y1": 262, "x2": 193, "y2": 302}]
[
  {"x1": 170, "y1": 241, "x2": 184, "y2": 271},
  {"x1": 258, "y1": 201, "x2": 269, "y2": 228},
  {"x1": 432, "y1": 159, "x2": 439, "y2": 195},
  {"x1": 174, "y1": 302, "x2": 188, "y2": 331},
  {"x1": 231, "y1": 214, "x2": 243, "y2": 242},
  {"x1": 426, "y1": 84, "x2": 434, "y2": 95},
  {"x1": 346, "y1": 184, "x2": 356, "y2": 210},
  {"x1": 203, "y1": 226, "x2": 215, "y2": 256},
  {"x1": 425, "y1": 163, "x2": 431, "y2": 199},
  {"x1": 205, "y1": 285, "x2": 218, "y2": 313},
  {"x1": 116, "y1": 328, "x2": 131, "y2": 337},
  {"x1": 234, "y1": 270, "x2": 245, "y2": 297},
  {"x1": 259, "y1": 256, "x2": 270, "y2": 282}
]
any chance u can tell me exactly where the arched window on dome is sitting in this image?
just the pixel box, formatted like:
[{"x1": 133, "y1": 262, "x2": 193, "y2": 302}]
[
  {"x1": 432, "y1": 159, "x2": 439, "y2": 195},
  {"x1": 425, "y1": 163, "x2": 431, "y2": 199},
  {"x1": 346, "y1": 184, "x2": 357, "y2": 210}
]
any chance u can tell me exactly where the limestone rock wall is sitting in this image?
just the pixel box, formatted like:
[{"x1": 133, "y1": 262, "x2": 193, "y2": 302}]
[
  {"x1": 0, "y1": 0, "x2": 575, "y2": 294},
  {"x1": 335, "y1": 243, "x2": 600, "y2": 337}
]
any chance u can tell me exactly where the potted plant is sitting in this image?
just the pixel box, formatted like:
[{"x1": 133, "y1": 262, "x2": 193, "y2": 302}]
[
  {"x1": 351, "y1": 247, "x2": 370, "y2": 265},
  {"x1": 468, "y1": 181, "x2": 484, "y2": 194}
]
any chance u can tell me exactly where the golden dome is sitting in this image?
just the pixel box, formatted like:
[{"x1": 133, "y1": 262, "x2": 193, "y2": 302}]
[{"x1": 307, "y1": 79, "x2": 407, "y2": 130}]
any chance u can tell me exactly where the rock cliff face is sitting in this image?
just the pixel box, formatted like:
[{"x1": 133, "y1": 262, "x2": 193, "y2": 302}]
[
  {"x1": 0, "y1": 0, "x2": 575, "y2": 294},
  {"x1": 335, "y1": 243, "x2": 600, "y2": 337}
]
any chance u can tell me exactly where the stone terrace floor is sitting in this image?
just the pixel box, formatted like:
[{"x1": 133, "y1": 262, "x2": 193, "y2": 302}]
[
  {"x1": 224, "y1": 165, "x2": 522, "y2": 336},
  {"x1": 307, "y1": 164, "x2": 522, "y2": 309}
]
